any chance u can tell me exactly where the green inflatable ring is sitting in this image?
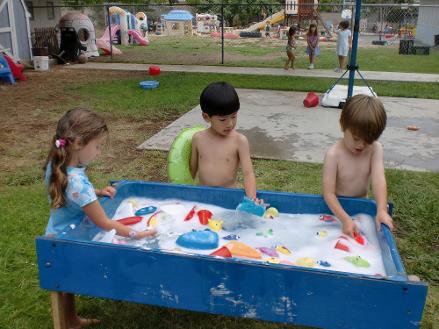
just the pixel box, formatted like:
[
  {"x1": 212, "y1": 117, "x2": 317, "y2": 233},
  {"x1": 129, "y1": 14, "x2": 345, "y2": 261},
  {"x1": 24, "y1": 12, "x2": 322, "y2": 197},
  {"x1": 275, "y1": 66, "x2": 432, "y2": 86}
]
[{"x1": 168, "y1": 125, "x2": 206, "y2": 184}]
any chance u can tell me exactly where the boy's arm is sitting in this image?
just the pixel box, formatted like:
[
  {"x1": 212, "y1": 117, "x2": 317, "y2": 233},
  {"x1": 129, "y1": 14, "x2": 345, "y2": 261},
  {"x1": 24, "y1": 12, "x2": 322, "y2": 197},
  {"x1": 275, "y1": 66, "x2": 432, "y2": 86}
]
[
  {"x1": 371, "y1": 143, "x2": 394, "y2": 231},
  {"x1": 189, "y1": 133, "x2": 199, "y2": 179},
  {"x1": 237, "y1": 134, "x2": 257, "y2": 199},
  {"x1": 323, "y1": 149, "x2": 358, "y2": 237}
]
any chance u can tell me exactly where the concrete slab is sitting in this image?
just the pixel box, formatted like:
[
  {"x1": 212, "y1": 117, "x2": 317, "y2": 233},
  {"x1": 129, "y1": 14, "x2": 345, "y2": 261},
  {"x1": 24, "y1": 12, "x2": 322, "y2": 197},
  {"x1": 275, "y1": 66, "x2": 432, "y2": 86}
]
[
  {"x1": 68, "y1": 62, "x2": 439, "y2": 83},
  {"x1": 139, "y1": 89, "x2": 439, "y2": 172}
]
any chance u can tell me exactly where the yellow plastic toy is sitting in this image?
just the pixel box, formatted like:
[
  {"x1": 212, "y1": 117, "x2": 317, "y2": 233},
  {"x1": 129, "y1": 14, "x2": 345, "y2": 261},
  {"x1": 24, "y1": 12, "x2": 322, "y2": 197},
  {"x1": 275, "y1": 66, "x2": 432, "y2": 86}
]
[
  {"x1": 276, "y1": 245, "x2": 292, "y2": 255},
  {"x1": 296, "y1": 257, "x2": 316, "y2": 268},
  {"x1": 208, "y1": 218, "x2": 223, "y2": 232},
  {"x1": 264, "y1": 207, "x2": 279, "y2": 219}
]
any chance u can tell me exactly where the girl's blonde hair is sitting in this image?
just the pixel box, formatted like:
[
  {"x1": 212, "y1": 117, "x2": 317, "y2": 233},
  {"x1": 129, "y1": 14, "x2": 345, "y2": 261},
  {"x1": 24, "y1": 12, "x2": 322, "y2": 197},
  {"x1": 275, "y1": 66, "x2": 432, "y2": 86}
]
[{"x1": 44, "y1": 108, "x2": 108, "y2": 208}]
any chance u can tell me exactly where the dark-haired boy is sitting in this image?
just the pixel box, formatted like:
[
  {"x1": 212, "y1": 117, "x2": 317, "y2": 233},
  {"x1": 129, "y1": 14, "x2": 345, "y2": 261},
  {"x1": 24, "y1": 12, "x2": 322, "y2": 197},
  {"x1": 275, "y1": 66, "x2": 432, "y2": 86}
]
[
  {"x1": 323, "y1": 95, "x2": 394, "y2": 237},
  {"x1": 190, "y1": 82, "x2": 258, "y2": 199}
]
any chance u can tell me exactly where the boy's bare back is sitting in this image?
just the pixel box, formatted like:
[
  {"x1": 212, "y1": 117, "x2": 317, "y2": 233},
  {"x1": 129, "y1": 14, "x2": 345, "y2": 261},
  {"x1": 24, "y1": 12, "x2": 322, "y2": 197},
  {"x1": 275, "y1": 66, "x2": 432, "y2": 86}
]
[{"x1": 191, "y1": 128, "x2": 249, "y2": 188}]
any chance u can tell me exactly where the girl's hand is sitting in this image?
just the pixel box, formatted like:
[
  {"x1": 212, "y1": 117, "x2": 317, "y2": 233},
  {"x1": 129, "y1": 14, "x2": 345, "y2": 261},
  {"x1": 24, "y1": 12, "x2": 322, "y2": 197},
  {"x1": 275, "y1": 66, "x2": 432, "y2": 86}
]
[
  {"x1": 97, "y1": 186, "x2": 116, "y2": 198},
  {"x1": 135, "y1": 229, "x2": 157, "y2": 239},
  {"x1": 375, "y1": 210, "x2": 394, "y2": 231}
]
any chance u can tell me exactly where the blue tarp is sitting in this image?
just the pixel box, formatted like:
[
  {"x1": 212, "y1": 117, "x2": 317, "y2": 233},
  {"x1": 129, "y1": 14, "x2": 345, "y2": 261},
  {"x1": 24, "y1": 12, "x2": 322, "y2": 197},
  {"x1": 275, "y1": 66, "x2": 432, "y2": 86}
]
[{"x1": 163, "y1": 10, "x2": 193, "y2": 21}]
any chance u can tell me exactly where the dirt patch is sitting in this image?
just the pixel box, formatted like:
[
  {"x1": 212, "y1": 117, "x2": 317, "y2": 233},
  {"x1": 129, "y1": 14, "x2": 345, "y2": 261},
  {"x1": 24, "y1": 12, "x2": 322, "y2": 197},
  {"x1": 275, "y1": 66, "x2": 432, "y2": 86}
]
[{"x1": 0, "y1": 68, "x2": 173, "y2": 180}]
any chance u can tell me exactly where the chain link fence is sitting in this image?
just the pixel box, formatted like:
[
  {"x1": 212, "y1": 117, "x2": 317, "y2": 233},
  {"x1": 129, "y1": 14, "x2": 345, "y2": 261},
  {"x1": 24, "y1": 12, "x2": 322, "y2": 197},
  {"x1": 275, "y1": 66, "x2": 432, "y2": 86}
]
[{"x1": 28, "y1": 3, "x2": 438, "y2": 66}]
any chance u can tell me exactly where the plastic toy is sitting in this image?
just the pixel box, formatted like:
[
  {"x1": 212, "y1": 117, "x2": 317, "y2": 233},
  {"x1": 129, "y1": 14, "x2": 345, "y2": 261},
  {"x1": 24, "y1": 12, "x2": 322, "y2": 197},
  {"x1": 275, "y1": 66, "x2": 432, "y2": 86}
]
[
  {"x1": 316, "y1": 230, "x2": 328, "y2": 237},
  {"x1": 2, "y1": 53, "x2": 26, "y2": 81},
  {"x1": 317, "y1": 260, "x2": 331, "y2": 267},
  {"x1": 222, "y1": 234, "x2": 240, "y2": 241},
  {"x1": 353, "y1": 231, "x2": 366, "y2": 245},
  {"x1": 0, "y1": 54, "x2": 15, "y2": 84},
  {"x1": 184, "y1": 206, "x2": 197, "y2": 221},
  {"x1": 335, "y1": 240, "x2": 350, "y2": 252},
  {"x1": 256, "y1": 228, "x2": 273, "y2": 237},
  {"x1": 147, "y1": 211, "x2": 161, "y2": 227},
  {"x1": 276, "y1": 245, "x2": 292, "y2": 255},
  {"x1": 148, "y1": 65, "x2": 160, "y2": 75},
  {"x1": 176, "y1": 229, "x2": 219, "y2": 250},
  {"x1": 139, "y1": 80, "x2": 159, "y2": 89},
  {"x1": 197, "y1": 209, "x2": 212, "y2": 225},
  {"x1": 209, "y1": 245, "x2": 232, "y2": 258},
  {"x1": 117, "y1": 216, "x2": 143, "y2": 225},
  {"x1": 168, "y1": 126, "x2": 206, "y2": 184},
  {"x1": 303, "y1": 92, "x2": 319, "y2": 108},
  {"x1": 319, "y1": 214, "x2": 336, "y2": 222},
  {"x1": 135, "y1": 206, "x2": 157, "y2": 216},
  {"x1": 264, "y1": 207, "x2": 279, "y2": 219},
  {"x1": 257, "y1": 247, "x2": 279, "y2": 257},
  {"x1": 225, "y1": 241, "x2": 262, "y2": 259},
  {"x1": 265, "y1": 257, "x2": 281, "y2": 264},
  {"x1": 344, "y1": 256, "x2": 370, "y2": 268},
  {"x1": 296, "y1": 257, "x2": 316, "y2": 268},
  {"x1": 236, "y1": 196, "x2": 266, "y2": 217},
  {"x1": 208, "y1": 219, "x2": 223, "y2": 232}
]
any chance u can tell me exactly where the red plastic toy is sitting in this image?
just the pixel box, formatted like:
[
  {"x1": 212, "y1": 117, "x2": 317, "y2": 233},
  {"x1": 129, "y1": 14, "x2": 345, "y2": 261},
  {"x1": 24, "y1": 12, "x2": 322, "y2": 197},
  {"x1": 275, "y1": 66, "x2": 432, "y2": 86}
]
[
  {"x1": 197, "y1": 209, "x2": 212, "y2": 225},
  {"x1": 148, "y1": 65, "x2": 160, "y2": 76},
  {"x1": 303, "y1": 92, "x2": 319, "y2": 108},
  {"x1": 334, "y1": 240, "x2": 350, "y2": 252},
  {"x1": 117, "y1": 216, "x2": 143, "y2": 225},
  {"x1": 2, "y1": 53, "x2": 26, "y2": 81},
  {"x1": 210, "y1": 246, "x2": 232, "y2": 258},
  {"x1": 353, "y1": 231, "x2": 366, "y2": 245},
  {"x1": 319, "y1": 214, "x2": 336, "y2": 222},
  {"x1": 184, "y1": 206, "x2": 197, "y2": 221}
]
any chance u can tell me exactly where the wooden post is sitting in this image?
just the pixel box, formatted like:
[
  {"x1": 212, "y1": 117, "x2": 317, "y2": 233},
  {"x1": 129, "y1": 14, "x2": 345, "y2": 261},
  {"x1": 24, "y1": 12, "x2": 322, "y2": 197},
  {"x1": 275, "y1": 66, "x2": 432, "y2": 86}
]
[{"x1": 50, "y1": 292, "x2": 67, "y2": 329}]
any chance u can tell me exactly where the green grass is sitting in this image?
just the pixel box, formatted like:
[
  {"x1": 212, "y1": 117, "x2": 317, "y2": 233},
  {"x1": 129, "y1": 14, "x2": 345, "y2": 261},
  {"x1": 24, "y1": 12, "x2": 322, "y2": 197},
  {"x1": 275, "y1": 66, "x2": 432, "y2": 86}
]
[
  {"x1": 72, "y1": 73, "x2": 439, "y2": 120},
  {"x1": 95, "y1": 36, "x2": 439, "y2": 74},
  {"x1": 0, "y1": 71, "x2": 438, "y2": 329}
]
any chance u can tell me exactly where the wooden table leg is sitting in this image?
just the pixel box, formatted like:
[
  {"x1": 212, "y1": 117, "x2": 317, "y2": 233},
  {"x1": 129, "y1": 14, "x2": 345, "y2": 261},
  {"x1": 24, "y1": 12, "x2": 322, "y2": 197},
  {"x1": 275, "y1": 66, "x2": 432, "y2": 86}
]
[{"x1": 50, "y1": 291, "x2": 67, "y2": 329}]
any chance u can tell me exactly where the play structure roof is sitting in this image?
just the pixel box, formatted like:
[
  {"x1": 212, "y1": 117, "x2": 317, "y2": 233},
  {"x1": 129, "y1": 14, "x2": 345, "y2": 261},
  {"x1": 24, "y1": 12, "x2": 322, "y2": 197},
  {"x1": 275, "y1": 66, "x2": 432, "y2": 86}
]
[{"x1": 163, "y1": 10, "x2": 193, "y2": 21}]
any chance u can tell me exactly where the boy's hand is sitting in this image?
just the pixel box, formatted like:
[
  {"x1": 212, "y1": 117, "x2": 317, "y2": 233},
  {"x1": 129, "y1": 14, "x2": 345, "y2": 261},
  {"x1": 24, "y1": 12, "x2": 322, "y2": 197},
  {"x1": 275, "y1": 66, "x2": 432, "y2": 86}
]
[
  {"x1": 342, "y1": 220, "x2": 359, "y2": 238},
  {"x1": 376, "y1": 210, "x2": 394, "y2": 231},
  {"x1": 97, "y1": 186, "x2": 116, "y2": 198},
  {"x1": 251, "y1": 197, "x2": 265, "y2": 205}
]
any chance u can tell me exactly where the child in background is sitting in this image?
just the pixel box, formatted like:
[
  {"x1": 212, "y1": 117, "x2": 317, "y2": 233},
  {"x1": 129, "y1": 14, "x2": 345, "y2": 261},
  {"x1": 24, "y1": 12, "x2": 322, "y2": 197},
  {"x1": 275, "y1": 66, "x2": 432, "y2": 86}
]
[
  {"x1": 190, "y1": 82, "x2": 259, "y2": 201},
  {"x1": 265, "y1": 22, "x2": 271, "y2": 38},
  {"x1": 43, "y1": 108, "x2": 155, "y2": 328},
  {"x1": 284, "y1": 26, "x2": 297, "y2": 70},
  {"x1": 323, "y1": 95, "x2": 394, "y2": 237},
  {"x1": 335, "y1": 20, "x2": 351, "y2": 72},
  {"x1": 306, "y1": 23, "x2": 320, "y2": 70}
]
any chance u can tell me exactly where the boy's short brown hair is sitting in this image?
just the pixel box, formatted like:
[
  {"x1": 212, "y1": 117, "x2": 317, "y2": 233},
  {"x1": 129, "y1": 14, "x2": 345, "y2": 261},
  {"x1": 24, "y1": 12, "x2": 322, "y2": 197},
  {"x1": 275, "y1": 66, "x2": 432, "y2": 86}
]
[{"x1": 340, "y1": 94, "x2": 387, "y2": 144}]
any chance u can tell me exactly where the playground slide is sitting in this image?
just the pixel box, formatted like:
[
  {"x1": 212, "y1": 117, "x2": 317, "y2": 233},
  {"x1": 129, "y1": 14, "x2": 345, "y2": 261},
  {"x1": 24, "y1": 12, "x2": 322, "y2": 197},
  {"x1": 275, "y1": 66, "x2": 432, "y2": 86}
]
[
  {"x1": 96, "y1": 38, "x2": 122, "y2": 55},
  {"x1": 101, "y1": 24, "x2": 120, "y2": 42},
  {"x1": 128, "y1": 29, "x2": 149, "y2": 46},
  {"x1": 244, "y1": 10, "x2": 285, "y2": 32}
]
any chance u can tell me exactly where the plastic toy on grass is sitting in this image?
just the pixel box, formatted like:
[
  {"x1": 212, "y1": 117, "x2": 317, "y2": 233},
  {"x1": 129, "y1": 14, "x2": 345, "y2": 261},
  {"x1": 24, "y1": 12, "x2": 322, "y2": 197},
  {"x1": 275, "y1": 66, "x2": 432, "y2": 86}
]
[
  {"x1": 139, "y1": 80, "x2": 159, "y2": 89},
  {"x1": 148, "y1": 65, "x2": 160, "y2": 76},
  {"x1": 168, "y1": 126, "x2": 206, "y2": 184},
  {"x1": 176, "y1": 229, "x2": 219, "y2": 250},
  {"x1": 303, "y1": 92, "x2": 319, "y2": 108},
  {"x1": 2, "y1": 53, "x2": 26, "y2": 81},
  {"x1": 236, "y1": 196, "x2": 266, "y2": 217}
]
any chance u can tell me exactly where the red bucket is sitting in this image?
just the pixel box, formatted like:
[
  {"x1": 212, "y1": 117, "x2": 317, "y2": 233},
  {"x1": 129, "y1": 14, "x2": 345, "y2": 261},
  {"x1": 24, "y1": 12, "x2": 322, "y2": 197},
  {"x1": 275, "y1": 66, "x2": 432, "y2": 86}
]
[
  {"x1": 303, "y1": 92, "x2": 319, "y2": 108},
  {"x1": 197, "y1": 209, "x2": 213, "y2": 225},
  {"x1": 148, "y1": 65, "x2": 160, "y2": 76}
]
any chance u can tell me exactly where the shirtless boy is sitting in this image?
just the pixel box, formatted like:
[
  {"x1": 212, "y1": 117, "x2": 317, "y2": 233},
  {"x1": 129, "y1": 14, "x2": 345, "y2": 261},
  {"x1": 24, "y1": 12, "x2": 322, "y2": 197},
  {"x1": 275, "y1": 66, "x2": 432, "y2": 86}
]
[
  {"x1": 190, "y1": 82, "x2": 258, "y2": 199},
  {"x1": 323, "y1": 94, "x2": 394, "y2": 237}
]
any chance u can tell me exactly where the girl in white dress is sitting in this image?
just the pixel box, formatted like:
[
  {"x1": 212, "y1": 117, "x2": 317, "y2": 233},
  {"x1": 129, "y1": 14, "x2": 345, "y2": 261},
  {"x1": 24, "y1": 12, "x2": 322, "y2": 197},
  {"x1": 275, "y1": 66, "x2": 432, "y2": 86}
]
[{"x1": 335, "y1": 20, "x2": 351, "y2": 72}]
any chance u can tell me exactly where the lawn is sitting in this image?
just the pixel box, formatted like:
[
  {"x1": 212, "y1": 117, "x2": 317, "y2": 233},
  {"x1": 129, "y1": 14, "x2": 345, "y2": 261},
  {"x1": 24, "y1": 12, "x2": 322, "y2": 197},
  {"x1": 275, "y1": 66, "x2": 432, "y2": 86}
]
[
  {"x1": 92, "y1": 35, "x2": 439, "y2": 74},
  {"x1": 0, "y1": 69, "x2": 437, "y2": 329}
]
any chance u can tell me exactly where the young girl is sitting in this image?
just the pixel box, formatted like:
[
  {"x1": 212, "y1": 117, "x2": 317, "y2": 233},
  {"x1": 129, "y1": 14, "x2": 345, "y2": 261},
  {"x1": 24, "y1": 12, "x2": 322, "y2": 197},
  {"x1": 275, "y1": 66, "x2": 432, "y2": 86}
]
[
  {"x1": 335, "y1": 20, "x2": 352, "y2": 72},
  {"x1": 44, "y1": 108, "x2": 155, "y2": 328},
  {"x1": 284, "y1": 26, "x2": 297, "y2": 70},
  {"x1": 306, "y1": 23, "x2": 320, "y2": 70}
]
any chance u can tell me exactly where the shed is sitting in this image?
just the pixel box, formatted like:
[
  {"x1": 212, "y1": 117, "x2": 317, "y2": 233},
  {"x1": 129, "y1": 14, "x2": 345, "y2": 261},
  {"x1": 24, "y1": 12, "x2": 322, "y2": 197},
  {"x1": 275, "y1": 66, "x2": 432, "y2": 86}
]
[
  {"x1": 416, "y1": 0, "x2": 439, "y2": 46},
  {"x1": 162, "y1": 10, "x2": 193, "y2": 36},
  {"x1": 0, "y1": 0, "x2": 32, "y2": 62}
]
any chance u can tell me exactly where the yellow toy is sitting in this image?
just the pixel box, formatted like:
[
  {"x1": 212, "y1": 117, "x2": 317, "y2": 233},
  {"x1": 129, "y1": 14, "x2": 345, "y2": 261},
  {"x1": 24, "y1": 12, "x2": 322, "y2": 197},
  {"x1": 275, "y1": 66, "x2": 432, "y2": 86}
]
[
  {"x1": 208, "y1": 218, "x2": 223, "y2": 232},
  {"x1": 264, "y1": 207, "x2": 279, "y2": 219},
  {"x1": 276, "y1": 245, "x2": 292, "y2": 255},
  {"x1": 296, "y1": 257, "x2": 316, "y2": 268}
]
